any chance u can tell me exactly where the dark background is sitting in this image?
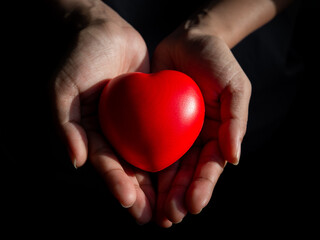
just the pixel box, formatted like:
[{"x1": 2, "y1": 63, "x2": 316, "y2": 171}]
[{"x1": 2, "y1": 0, "x2": 318, "y2": 237}]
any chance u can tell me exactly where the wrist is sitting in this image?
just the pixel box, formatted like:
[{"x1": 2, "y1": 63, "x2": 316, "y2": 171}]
[
  {"x1": 177, "y1": 0, "x2": 291, "y2": 49},
  {"x1": 50, "y1": 0, "x2": 127, "y2": 31},
  {"x1": 175, "y1": 8, "x2": 231, "y2": 48},
  {"x1": 171, "y1": 14, "x2": 225, "y2": 48}
]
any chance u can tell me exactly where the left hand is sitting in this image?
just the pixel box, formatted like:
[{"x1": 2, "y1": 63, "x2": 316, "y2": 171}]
[{"x1": 152, "y1": 28, "x2": 252, "y2": 227}]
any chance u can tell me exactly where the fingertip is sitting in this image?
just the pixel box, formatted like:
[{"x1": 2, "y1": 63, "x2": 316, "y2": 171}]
[
  {"x1": 127, "y1": 188, "x2": 155, "y2": 226},
  {"x1": 226, "y1": 139, "x2": 241, "y2": 166},
  {"x1": 63, "y1": 122, "x2": 88, "y2": 168},
  {"x1": 155, "y1": 196, "x2": 174, "y2": 228},
  {"x1": 165, "y1": 192, "x2": 187, "y2": 224},
  {"x1": 102, "y1": 168, "x2": 137, "y2": 209},
  {"x1": 186, "y1": 182, "x2": 210, "y2": 215},
  {"x1": 186, "y1": 180, "x2": 213, "y2": 214},
  {"x1": 157, "y1": 218, "x2": 173, "y2": 228},
  {"x1": 234, "y1": 142, "x2": 241, "y2": 165},
  {"x1": 88, "y1": 141, "x2": 137, "y2": 210},
  {"x1": 120, "y1": 197, "x2": 135, "y2": 208},
  {"x1": 117, "y1": 182, "x2": 137, "y2": 209},
  {"x1": 218, "y1": 120, "x2": 241, "y2": 165},
  {"x1": 68, "y1": 149, "x2": 87, "y2": 169},
  {"x1": 72, "y1": 158, "x2": 77, "y2": 169}
]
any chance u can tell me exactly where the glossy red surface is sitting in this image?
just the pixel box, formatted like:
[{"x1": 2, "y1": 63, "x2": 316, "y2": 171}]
[{"x1": 99, "y1": 70, "x2": 205, "y2": 172}]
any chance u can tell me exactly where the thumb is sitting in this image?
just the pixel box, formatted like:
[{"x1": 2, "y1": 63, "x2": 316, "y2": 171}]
[
  {"x1": 52, "y1": 75, "x2": 88, "y2": 168},
  {"x1": 219, "y1": 72, "x2": 251, "y2": 165}
]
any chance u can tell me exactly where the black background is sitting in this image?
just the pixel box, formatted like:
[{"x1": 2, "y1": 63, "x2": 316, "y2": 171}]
[{"x1": 2, "y1": 0, "x2": 318, "y2": 237}]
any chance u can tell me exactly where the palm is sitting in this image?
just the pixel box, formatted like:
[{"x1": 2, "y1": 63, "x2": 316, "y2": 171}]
[
  {"x1": 53, "y1": 23, "x2": 155, "y2": 224},
  {"x1": 152, "y1": 33, "x2": 251, "y2": 227}
]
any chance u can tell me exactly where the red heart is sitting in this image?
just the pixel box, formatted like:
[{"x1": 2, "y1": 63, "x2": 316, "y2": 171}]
[{"x1": 98, "y1": 70, "x2": 205, "y2": 172}]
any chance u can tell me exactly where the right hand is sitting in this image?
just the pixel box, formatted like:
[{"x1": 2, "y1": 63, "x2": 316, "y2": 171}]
[
  {"x1": 51, "y1": 2, "x2": 155, "y2": 224},
  {"x1": 152, "y1": 25, "x2": 252, "y2": 227}
]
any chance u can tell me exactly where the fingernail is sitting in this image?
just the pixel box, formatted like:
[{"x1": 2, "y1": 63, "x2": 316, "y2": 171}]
[
  {"x1": 234, "y1": 141, "x2": 241, "y2": 165},
  {"x1": 68, "y1": 148, "x2": 77, "y2": 169},
  {"x1": 73, "y1": 158, "x2": 77, "y2": 169},
  {"x1": 120, "y1": 203, "x2": 131, "y2": 208}
]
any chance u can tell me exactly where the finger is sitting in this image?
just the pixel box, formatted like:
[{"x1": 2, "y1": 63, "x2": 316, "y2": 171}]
[
  {"x1": 88, "y1": 131, "x2": 136, "y2": 208},
  {"x1": 127, "y1": 170, "x2": 155, "y2": 225},
  {"x1": 52, "y1": 77, "x2": 88, "y2": 167},
  {"x1": 186, "y1": 141, "x2": 225, "y2": 214},
  {"x1": 165, "y1": 147, "x2": 200, "y2": 223},
  {"x1": 156, "y1": 193, "x2": 173, "y2": 228},
  {"x1": 219, "y1": 72, "x2": 251, "y2": 165},
  {"x1": 155, "y1": 162, "x2": 179, "y2": 228},
  {"x1": 128, "y1": 187, "x2": 153, "y2": 225},
  {"x1": 135, "y1": 171, "x2": 156, "y2": 210}
]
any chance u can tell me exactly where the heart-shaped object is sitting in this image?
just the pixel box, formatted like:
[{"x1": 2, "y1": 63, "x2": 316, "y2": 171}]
[{"x1": 99, "y1": 70, "x2": 205, "y2": 172}]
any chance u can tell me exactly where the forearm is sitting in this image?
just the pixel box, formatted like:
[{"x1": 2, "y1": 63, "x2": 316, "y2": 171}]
[{"x1": 185, "y1": 0, "x2": 294, "y2": 48}]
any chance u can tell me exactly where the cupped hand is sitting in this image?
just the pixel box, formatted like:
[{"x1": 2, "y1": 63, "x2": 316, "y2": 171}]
[
  {"x1": 152, "y1": 29, "x2": 252, "y2": 227},
  {"x1": 51, "y1": 9, "x2": 155, "y2": 224}
]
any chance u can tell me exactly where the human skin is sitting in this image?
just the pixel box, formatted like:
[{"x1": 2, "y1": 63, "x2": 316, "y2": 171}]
[
  {"x1": 50, "y1": 0, "x2": 293, "y2": 227},
  {"x1": 151, "y1": 0, "x2": 293, "y2": 227}
]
